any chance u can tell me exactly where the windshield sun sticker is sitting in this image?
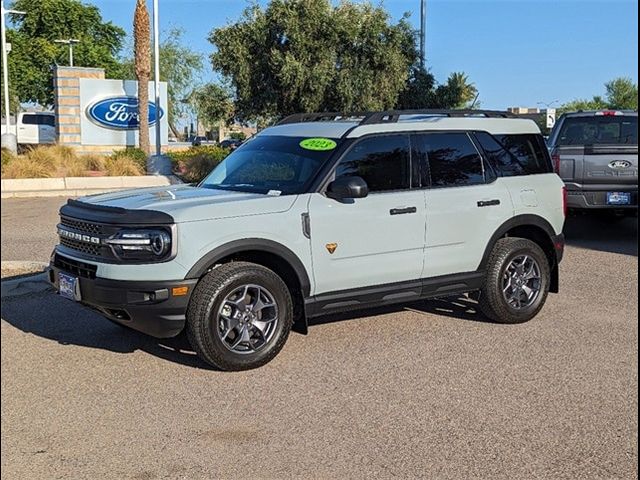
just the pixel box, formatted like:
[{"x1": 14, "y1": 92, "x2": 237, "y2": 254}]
[{"x1": 299, "y1": 138, "x2": 337, "y2": 151}]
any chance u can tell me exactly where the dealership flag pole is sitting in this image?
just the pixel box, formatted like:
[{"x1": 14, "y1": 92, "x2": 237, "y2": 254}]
[{"x1": 152, "y1": 0, "x2": 161, "y2": 157}]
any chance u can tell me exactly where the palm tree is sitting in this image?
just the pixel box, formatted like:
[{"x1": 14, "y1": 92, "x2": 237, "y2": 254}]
[
  {"x1": 446, "y1": 72, "x2": 478, "y2": 109},
  {"x1": 134, "y1": 0, "x2": 151, "y2": 155}
]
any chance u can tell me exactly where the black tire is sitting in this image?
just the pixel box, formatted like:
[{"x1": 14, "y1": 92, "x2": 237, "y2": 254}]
[
  {"x1": 478, "y1": 238, "x2": 550, "y2": 324},
  {"x1": 186, "y1": 261, "x2": 293, "y2": 371}
]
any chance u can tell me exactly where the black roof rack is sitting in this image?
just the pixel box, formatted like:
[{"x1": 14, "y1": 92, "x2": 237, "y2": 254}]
[{"x1": 277, "y1": 109, "x2": 515, "y2": 126}]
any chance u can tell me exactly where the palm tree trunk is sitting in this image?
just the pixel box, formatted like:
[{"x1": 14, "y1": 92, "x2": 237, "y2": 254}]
[{"x1": 134, "y1": 0, "x2": 151, "y2": 155}]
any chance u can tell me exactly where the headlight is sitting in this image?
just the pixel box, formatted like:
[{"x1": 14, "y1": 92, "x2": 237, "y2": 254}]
[{"x1": 106, "y1": 228, "x2": 172, "y2": 261}]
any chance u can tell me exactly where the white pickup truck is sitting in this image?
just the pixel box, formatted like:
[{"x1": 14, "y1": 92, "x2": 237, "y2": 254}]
[{"x1": 1, "y1": 112, "x2": 56, "y2": 146}]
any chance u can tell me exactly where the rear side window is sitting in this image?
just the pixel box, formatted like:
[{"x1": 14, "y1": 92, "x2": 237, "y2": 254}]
[
  {"x1": 475, "y1": 132, "x2": 551, "y2": 176},
  {"x1": 556, "y1": 116, "x2": 638, "y2": 145},
  {"x1": 21, "y1": 114, "x2": 54, "y2": 126},
  {"x1": 336, "y1": 134, "x2": 410, "y2": 192},
  {"x1": 417, "y1": 133, "x2": 484, "y2": 188}
]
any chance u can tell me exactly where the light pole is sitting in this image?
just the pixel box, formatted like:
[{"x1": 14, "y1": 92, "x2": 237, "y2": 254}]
[
  {"x1": 419, "y1": 0, "x2": 426, "y2": 69},
  {"x1": 152, "y1": 0, "x2": 161, "y2": 157},
  {"x1": 54, "y1": 38, "x2": 80, "y2": 66},
  {"x1": 1, "y1": 0, "x2": 25, "y2": 143}
]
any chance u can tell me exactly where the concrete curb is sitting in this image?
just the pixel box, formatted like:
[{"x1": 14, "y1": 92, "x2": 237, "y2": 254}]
[{"x1": 1, "y1": 175, "x2": 182, "y2": 198}]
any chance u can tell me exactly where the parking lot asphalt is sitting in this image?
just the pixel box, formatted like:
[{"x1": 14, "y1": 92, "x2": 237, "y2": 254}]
[{"x1": 1, "y1": 197, "x2": 638, "y2": 479}]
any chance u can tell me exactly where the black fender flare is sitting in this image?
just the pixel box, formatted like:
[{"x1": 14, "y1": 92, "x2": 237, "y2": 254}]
[
  {"x1": 184, "y1": 238, "x2": 311, "y2": 297},
  {"x1": 478, "y1": 214, "x2": 560, "y2": 292}
]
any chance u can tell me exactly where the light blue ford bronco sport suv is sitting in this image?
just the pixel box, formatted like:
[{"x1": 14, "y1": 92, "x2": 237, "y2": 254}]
[{"x1": 50, "y1": 110, "x2": 566, "y2": 370}]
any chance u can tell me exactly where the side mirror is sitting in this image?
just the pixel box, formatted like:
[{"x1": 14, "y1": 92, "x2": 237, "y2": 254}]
[{"x1": 326, "y1": 176, "x2": 369, "y2": 200}]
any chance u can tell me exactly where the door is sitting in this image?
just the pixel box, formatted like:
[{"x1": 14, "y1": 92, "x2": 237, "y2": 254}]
[
  {"x1": 416, "y1": 132, "x2": 513, "y2": 278},
  {"x1": 17, "y1": 114, "x2": 38, "y2": 144},
  {"x1": 308, "y1": 134, "x2": 427, "y2": 295}
]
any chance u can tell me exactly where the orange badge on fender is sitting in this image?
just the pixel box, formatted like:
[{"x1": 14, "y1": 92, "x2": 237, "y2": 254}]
[{"x1": 325, "y1": 243, "x2": 337, "y2": 254}]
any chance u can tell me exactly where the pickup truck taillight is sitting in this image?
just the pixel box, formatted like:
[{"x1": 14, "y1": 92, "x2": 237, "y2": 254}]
[
  {"x1": 552, "y1": 153, "x2": 561, "y2": 173},
  {"x1": 562, "y1": 186, "x2": 568, "y2": 217}
]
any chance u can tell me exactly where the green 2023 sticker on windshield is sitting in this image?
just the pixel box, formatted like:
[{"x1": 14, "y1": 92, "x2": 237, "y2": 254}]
[{"x1": 299, "y1": 138, "x2": 337, "y2": 151}]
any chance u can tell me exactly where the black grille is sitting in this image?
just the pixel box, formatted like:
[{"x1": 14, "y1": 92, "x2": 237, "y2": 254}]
[
  {"x1": 58, "y1": 215, "x2": 118, "y2": 260},
  {"x1": 60, "y1": 217, "x2": 104, "y2": 235},
  {"x1": 54, "y1": 253, "x2": 97, "y2": 279},
  {"x1": 60, "y1": 237, "x2": 101, "y2": 257}
]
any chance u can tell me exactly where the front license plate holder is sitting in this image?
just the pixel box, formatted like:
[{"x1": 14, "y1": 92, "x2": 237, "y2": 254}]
[{"x1": 58, "y1": 272, "x2": 81, "y2": 301}]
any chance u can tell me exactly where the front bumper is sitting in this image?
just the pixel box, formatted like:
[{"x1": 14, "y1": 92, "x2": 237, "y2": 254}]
[{"x1": 49, "y1": 253, "x2": 197, "y2": 338}]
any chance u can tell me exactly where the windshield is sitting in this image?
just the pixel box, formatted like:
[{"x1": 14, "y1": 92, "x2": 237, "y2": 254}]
[
  {"x1": 200, "y1": 135, "x2": 339, "y2": 195},
  {"x1": 557, "y1": 116, "x2": 638, "y2": 146}
]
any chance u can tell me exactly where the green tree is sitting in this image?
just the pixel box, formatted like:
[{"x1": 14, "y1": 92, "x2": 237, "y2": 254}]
[
  {"x1": 1, "y1": 0, "x2": 125, "y2": 106},
  {"x1": 190, "y1": 83, "x2": 234, "y2": 128},
  {"x1": 133, "y1": 0, "x2": 150, "y2": 154},
  {"x1": 398, "y1": 68, "x2": 478, "y2": 109},
  {"x1": 560, "y1": 77, "x2": 637, "y2": 113},
  {"x1": 209, "y1": 0, "x2": 417, "y2": 121},
  {"x1": 605, "y1": 77, "x2": 638, "y2": 110},
  {"x1": 437, "y1": 72, "x2": 478, "y2": 108}
]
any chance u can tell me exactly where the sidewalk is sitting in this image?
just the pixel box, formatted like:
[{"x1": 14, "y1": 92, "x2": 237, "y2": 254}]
[{"x1": 1, "y1": 175, "x2": 181, "y2": 198}]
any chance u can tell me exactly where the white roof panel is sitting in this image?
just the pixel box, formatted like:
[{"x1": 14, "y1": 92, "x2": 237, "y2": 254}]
[
  {"x1": 258, "y1": 116, "x2": 541, "y2": 139},
  {"x1": 348, "y1": 117, "x2": 541, "y2": 137},
  {"x1": 259, "y1": 122, "x2": 358, "y2": 139}
]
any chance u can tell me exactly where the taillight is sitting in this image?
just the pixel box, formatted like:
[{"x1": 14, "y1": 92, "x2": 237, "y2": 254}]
[
  {"x1": 562, "y1": 186, "x2": 568, "y2": 217},
  {"x1": 595, "y1": 110, "x2": 623, "y2": 116},
  {"x1": 552, "y1": 153, "x2": 561, "y2": 173}
]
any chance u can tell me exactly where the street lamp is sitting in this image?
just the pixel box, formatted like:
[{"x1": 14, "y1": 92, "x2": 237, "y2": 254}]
[
  {"x1": 537, "y1": 100, "x2": 560, "y2": 109},
  {"x1": 1, "y1": 0, "x2": 25, "y2": 143},
  {"x1": 54, "y1": 38, "x2": 80, "y2": 66},
  {"x1": 419, "y1": 0, "x2": 426, "y2": 69}
]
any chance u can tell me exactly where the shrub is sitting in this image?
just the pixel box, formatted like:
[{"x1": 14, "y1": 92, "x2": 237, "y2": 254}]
[
  {"x1": 168, "y1": 145, "x2": 230, "y2": 183},
  {"x1": 22, "y1": 146, "x2": 59, "y2": 170},
  {"x1": 48, "y1": 144, "x2": 77, "y2": 164},
  {"x1": 110, "y1": 147, "x2": 147, "y2": 171},
  {"x1": 104, "y1": 157, "x2": 145, "y2": 176},
  {"x1": 2, "y1": 156, "x2": 52, "y2": 178},
  {"x1": 82, "y1": 154, "x2": 107, "y2": 172},
  {"x1": 229, "y1": 132, "x2": 247, "y2": 140},
  {"x1": 58, "y1": 156, "x2": 89, "y2": 177},
  {"x1": 1, "y1": 148, "x2": 16, "y2": 169}
]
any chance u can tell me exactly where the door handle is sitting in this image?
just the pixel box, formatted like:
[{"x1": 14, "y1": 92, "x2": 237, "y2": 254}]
[
  {"x1": 477, "y1": 199, "x2": 501, "y2": 207},
  {"x1": 390, "y1": 206, "x2": 417, "y2": 215}
]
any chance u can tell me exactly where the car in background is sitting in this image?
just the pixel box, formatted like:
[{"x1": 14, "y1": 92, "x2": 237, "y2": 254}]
[
  {"x1": 219, "y1": 138, "x2": 243, "y2": 150},
  {"x1": 547, "y1": 110, "x2": 638, "y2": 216},
  {"x1": 190, "y1": 136, "x2": 216, "y2": 147},
  {"x1": 1, "y1": 112, "x2": 55, "y2": 147}
]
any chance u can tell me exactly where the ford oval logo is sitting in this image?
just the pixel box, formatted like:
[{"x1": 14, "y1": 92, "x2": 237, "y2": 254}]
[
  {"x1": 87, "y1": 96, "x2": 164, "y2": 130},
  {"x1": 608, "y1": 160, "x2": 632, "y2": 170}
]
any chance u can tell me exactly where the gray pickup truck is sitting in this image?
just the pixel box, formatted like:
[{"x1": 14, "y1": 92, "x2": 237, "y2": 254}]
[{"x1": 547, "y1": 110, "x2": 637, "y2": 215}]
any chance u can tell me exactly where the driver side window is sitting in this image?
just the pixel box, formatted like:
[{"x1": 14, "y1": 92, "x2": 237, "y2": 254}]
[{"x1": 335, "y1": 135, "x2": 410, "y2": 192}]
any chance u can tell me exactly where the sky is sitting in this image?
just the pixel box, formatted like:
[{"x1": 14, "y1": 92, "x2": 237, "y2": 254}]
[{"x1": 89, "y1": 0, "x2": 638, "y2": 110}]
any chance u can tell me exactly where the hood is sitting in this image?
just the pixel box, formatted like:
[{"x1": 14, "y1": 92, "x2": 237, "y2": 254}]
[{"x1": 79, "y1": 185, "x2": 298, "y2": 222}]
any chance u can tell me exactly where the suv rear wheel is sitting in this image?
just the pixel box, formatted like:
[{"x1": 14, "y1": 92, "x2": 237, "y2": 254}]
[
  {"x1": 186, "y1": 261, "x2": 293, "y2": 370},
  {"x1": 479, "y1": 238, "x2": 550, "y2": 324}
]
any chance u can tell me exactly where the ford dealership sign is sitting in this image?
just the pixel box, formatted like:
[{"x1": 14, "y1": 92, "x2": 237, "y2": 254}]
[
  {"x1": 87, "y1": 96, "x2": 164, "y2": 130},
  {"x1": 79, "y1": 79, "x2": 168, "y2": 146}
]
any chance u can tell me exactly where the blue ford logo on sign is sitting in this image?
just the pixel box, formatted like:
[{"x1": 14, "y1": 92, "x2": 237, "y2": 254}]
[{"x1": 87, "y1": 96, "x2": 164, "y2": 130}]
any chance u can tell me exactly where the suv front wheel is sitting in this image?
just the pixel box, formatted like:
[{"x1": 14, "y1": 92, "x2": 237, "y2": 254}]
[
  {"x1": 186, "y1": 261, "x2": 293, "y2": 370},
  {"x1": 479, "y1": 238, "x2": 550, "y2": 324}
]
